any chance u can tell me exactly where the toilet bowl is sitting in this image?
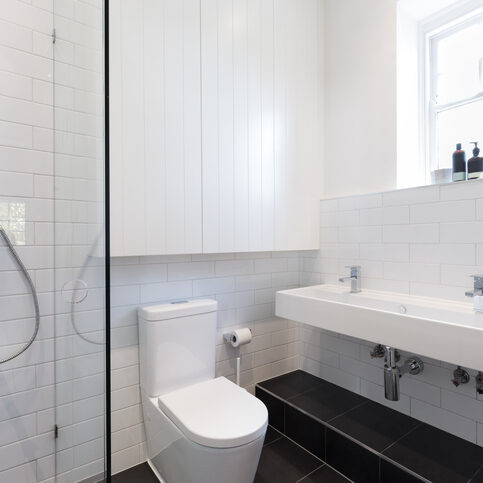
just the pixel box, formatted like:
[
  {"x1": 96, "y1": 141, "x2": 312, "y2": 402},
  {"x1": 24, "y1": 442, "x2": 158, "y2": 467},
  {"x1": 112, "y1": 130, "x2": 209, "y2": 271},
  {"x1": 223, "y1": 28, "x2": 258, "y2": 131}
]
[{"x1": 138, "y1": 299, "x2": 268, "y2": 483}]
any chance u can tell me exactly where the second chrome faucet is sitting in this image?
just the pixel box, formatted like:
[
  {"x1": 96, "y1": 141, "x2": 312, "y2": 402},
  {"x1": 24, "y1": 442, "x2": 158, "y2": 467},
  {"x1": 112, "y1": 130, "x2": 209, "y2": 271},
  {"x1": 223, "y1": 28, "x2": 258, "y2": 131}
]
[{"x1": 339, "y1": 265, "x2": 361, "y2": 293}]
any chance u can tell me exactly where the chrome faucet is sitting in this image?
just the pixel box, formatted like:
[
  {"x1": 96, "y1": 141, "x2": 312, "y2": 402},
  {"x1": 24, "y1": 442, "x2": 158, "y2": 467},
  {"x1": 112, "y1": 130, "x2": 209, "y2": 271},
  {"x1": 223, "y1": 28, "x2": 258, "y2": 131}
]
[
  {"x1": 339, "y1": 265, "x2": 361, "y2": 293},
  {"x1": 465, "y1": 275, "x2": 483, "y2": 298}
]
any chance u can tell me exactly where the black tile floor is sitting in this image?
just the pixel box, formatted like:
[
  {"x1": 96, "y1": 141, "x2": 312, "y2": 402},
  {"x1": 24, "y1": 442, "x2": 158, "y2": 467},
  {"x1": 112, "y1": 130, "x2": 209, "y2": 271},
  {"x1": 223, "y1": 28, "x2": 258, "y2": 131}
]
[
  {"x1": 111, "y1": 370, "x2": 483, "y2": 482},
  {"x1": 256, "y1": 370, "x2": 483, "y2": 483},
  {"x1": 111, "y1": 463, "x2": 158, "y2": 482},
  {"x1": 112, "y1": 426, "x2": 350, "y2": 483}
]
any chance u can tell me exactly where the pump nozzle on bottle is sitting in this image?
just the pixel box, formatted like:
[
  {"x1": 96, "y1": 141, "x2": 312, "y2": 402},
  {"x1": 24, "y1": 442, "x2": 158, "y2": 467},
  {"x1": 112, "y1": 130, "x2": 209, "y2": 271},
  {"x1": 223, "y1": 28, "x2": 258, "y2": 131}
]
[{"x1": 468, "y1": 142, "x2": 483, "y2": 180}]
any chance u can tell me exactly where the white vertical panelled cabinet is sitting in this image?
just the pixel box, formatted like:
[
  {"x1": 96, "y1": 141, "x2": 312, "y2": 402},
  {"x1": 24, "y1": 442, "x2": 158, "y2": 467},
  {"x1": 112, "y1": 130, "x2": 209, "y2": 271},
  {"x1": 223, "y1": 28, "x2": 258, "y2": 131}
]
[
  {"x1": 110, "y1": 0, "x2": 202, "y2": 257},
  {"x1": 201, "y1": 0, "x2": 322, "y2": 252},
  {"x1": 110, "y1": 0, "x2": 322, "y2": 256}
]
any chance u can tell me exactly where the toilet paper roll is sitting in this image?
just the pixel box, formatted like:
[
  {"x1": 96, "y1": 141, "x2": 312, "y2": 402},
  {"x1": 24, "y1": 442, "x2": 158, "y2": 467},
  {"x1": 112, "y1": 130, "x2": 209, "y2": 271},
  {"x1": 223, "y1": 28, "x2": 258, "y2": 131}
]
[{"x1": 230, "y1": 328, "x2": 252, "y2": 348}]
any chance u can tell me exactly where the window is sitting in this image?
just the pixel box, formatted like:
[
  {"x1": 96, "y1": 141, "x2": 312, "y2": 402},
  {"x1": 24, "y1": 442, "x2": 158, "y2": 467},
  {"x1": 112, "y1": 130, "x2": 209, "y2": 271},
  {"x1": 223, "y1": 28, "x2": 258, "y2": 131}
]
[{"x1": 426, "y1": 11, "x2": 483, "y2": 175}]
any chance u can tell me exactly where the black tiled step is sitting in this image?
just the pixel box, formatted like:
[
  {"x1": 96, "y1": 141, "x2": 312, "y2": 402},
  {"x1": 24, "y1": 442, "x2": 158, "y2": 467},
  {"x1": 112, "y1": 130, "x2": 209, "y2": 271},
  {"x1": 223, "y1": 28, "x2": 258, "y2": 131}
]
[
  {"x1": 256, "y1": 370, "x2": 483, "y2": 483},
  {"x1": 298, "y1": 464, "x2": 352, "y2": 482},
  {"x1": 258, "y1": 370, "x2": 323, "y2": 399},
  {"x1": 329, "y1": 400, "x2": 421, "y2": 453},
  {"x1": 256, "y1": 386, "x2": 285, "y2": 432},
  {"x1": 383, "y1": 424, "x2": 483, "y2": 483},
  {"x1": 289, "y1": 380, "x2": 366, "y2": 422},
  {"x1": 326, "y1": 428, "x2": 380, "y2": 483},
  {"x1": 254, "y1": 436, "x2": 322, "y2": 483},
  {"x1": 380, "y1": 459, "x2": 426, "y2": 483},
  {"x1": 285, "y1": 404, "x2": 325, "y2": 459}
]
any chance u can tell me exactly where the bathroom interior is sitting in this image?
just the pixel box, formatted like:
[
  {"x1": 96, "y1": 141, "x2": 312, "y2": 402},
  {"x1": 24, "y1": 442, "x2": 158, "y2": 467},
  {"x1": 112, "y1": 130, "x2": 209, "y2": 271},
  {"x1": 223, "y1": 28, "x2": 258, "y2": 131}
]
[{"x1": 1, "y1": 0, "x2": 483, "y2": 481}]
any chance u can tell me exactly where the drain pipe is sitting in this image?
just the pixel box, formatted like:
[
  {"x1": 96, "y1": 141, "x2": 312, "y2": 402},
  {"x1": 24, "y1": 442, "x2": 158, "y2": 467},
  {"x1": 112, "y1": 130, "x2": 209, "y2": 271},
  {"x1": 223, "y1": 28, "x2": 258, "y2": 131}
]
[
  {"x1": 384, "y1": 346, "x2": 424, "y2": 401},
  {"x1": 384, "y1": 347, "x2": 401, "y2": 401}
]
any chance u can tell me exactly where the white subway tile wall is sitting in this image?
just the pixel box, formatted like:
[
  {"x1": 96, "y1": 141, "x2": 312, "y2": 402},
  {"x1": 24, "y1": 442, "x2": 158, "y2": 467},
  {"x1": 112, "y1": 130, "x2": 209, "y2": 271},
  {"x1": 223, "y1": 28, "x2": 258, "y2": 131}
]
[
  {"x1": 110, "y1": 252, "x2": 300, "y2": 473},
  {"x1": 300, "y1": 180, "x2": 483, "y2": 447},
  {"x1": 0, "y1": 1, "x2": 105, "y2": 483}
]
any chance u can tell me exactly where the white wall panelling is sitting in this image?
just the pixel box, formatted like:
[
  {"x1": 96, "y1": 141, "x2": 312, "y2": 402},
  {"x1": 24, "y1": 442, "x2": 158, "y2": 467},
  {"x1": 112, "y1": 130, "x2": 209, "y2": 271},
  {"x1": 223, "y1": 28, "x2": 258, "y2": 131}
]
[
  {"x1": 110, "y1": 0, "x2": 323, "y2": 256},
  {"x1": 201, "y1": 0, "x2": 323, "y2": 253},
  {"x1": 110, "y1": 0, "x2": 203, "y2": 257}
]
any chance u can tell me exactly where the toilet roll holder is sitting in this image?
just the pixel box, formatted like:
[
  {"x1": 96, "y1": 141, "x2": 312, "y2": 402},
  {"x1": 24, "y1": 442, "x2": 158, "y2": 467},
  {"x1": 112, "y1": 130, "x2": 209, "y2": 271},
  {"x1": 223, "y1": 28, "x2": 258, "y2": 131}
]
[
  {"x1": 223, "y1": 328, "x2": 253, "y2": 346},
  {"x1": 223, "y1": 328, "x2": 253, "y2": 386}
]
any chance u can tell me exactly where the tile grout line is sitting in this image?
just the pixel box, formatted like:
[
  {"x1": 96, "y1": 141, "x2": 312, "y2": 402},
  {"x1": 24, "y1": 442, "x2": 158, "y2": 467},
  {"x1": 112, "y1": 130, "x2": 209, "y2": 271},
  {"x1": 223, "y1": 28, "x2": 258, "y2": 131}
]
[
  {"x1": 380, "y1": 421, "x2": 423, "y2": 455},
  {"x1": 293, "y1": 464, "x2": 326, "y2": 483},
  {"x1": 468, "y1": 461, "x2": 483, "y2": 483}
]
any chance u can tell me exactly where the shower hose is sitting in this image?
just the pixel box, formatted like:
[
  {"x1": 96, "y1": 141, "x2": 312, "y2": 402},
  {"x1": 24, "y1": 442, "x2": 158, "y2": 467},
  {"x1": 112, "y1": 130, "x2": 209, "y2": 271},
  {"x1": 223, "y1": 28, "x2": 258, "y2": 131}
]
[{"x1": 0, "y1": 226, "x2": 40, "y2": 364}]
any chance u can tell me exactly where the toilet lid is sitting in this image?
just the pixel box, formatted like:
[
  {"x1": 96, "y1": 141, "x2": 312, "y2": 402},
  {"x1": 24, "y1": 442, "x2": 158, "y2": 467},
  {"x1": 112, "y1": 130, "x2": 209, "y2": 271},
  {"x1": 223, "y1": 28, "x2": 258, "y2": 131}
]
[{"x1": 158, "y1": 377, "x2": 268, "y2": 448}]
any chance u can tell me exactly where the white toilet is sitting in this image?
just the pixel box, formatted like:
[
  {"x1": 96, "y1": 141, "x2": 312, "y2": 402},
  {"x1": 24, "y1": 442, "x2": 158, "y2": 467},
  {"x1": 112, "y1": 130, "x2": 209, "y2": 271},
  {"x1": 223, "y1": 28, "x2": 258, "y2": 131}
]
[{"x1": 138, "y1": 299, "x2": 268, "y2": 483}]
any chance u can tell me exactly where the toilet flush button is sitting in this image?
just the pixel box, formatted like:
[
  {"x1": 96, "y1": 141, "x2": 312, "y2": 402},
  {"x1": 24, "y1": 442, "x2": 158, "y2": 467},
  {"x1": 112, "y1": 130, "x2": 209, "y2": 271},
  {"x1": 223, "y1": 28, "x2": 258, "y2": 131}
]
[{"x1": 399, "y1": 305, "x2": 407, "y2": 314}]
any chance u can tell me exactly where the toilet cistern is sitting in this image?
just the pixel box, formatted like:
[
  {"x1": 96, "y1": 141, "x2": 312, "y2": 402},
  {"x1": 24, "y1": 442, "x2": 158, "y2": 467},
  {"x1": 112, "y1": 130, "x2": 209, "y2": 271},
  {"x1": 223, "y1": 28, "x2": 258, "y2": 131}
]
[
  {"x1": 465, "y1": 275, "x2": 483, "y2": 312},
  {"x1": 339, "y1": 265, "x2": 361, "y2": 293}
]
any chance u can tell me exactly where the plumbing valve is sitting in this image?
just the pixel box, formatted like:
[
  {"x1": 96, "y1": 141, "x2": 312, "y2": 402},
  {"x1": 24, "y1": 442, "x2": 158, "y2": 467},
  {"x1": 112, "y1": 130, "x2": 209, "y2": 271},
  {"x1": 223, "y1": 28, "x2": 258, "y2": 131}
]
[
  {"x1": 370, "y1": 344, "x2": 385, "y2": 359},
  {"x1": 476, "y1": 372, "x2": 483, "y2": 395},
  {"x1": 451, "y1": 366, "x2": 470, "y2": 387}
]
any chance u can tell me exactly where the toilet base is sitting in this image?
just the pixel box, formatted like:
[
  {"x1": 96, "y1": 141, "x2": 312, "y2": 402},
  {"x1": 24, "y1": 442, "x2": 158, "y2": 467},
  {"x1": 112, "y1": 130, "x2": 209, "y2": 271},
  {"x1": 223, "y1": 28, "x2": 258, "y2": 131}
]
[{"x1": 142, "y1": 391, "x2": 266, "y2": 483}]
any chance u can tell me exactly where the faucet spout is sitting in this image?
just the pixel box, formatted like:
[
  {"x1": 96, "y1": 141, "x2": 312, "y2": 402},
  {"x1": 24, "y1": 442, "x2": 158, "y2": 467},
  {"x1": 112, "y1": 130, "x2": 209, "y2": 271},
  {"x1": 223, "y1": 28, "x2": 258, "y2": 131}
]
[{"x1": 339, "y1": 266, "x2": 361, "y2": 293}]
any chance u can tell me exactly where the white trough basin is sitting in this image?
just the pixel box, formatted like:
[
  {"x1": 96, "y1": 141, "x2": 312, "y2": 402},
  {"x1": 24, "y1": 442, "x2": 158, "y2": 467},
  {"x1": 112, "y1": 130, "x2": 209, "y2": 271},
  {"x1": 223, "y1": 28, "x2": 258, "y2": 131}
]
[{"x1": 276, "y1": 284, "x2": 483, "y2": 370}]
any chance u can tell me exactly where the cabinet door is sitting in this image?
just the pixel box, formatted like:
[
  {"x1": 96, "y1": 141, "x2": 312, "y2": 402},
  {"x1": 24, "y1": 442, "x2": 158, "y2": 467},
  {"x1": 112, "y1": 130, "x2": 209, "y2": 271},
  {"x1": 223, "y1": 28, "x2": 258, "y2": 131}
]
[
  {"x1": 110, "y1": 0, "x2": 202, "y2": 256},
  {"x1": 201, "y1": 0, "x2": 322, "y2": 253}
]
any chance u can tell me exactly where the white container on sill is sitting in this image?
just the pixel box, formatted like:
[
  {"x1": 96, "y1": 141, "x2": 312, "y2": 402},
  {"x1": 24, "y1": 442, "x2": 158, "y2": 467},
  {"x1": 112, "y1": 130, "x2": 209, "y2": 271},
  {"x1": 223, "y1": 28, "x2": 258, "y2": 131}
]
[{"x1": 431, "y1": 168, "x2": 453, "y2": 185}]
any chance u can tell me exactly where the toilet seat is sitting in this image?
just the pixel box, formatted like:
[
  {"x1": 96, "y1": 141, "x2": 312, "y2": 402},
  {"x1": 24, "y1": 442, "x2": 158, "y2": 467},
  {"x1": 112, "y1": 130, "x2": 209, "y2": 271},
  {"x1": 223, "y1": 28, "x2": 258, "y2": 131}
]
[{"x1": 158, "y1": 377, "x2": 268, "y2": 449}]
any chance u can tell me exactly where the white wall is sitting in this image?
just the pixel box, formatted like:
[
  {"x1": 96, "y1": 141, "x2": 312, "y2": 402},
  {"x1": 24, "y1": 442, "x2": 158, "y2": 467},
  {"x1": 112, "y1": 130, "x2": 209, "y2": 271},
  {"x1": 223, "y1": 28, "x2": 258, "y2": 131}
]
[
  {"x1": 0, "y1": 1, "x2": 106, "y2": 482},
  {"x1": 322, "y1": 0, "x2": 398, "y2": 198},
  {"x1": 300, "y1": 180, "x2": 483, "y2": 446},
  {"x1": 110, "y1": 252, "x2": 300, "y2": 474},
  {"x1": 397, "y1": 4, "x2": 424, "y2": 189}
]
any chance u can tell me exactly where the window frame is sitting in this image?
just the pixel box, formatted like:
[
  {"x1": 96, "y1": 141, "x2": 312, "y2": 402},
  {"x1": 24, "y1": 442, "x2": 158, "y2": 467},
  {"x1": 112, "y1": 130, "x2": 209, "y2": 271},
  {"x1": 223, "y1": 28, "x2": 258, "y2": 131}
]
[{"x1": 421, "y1": 6, "x2": 483, "y2": 181}]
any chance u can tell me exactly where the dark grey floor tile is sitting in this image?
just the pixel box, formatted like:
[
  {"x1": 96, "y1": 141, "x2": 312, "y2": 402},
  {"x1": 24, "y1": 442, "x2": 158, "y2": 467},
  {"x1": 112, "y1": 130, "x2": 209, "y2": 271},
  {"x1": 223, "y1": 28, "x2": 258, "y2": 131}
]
[
  {"x1": 264, "y1": 425, "x2": 283, "y2": 446},
  {"x1": 380, "y1": 459, "x2": 426, "y2": 483},
  {"x1": 299, "y1": 464, "x2": 352, "y2": 482},
  {"x1": 255, "y1": 436, "x2": 322, "y2": 483},
  {"x1": 256, "y1": 387, "x2": 285, "y2": 433},
  {"x1": 258, "y1": 370, "x2": 323, "y2": 399},
  {"x1": 289, "y1": 380, "x2": 366, "y2": 423},
  {"x1": 326, "y1": 428, "x2": 380, "y2": 483},
  {"x1": 329, "y1": 401, "x2": 421, "y2": 453},
  {"x1": 383, "y1": 424, "x2": 483, "y2": 483},
  {"x1": 285, "y1": 404, "x2": 325, "y2": 459},
  {"x1": 112, "y1": 463, "x2": 158, "y2": 483}
]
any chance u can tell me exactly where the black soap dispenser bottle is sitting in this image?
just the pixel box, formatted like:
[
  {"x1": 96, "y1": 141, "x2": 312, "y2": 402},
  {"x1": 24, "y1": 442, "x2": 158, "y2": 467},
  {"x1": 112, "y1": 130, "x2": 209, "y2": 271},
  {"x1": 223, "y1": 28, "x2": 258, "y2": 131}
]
[
  {"x1": 452, "y1": 143, "x2": 467, "y2": 182},
  {"x1": 467, "y1": 142, "x2": 483, "y2": 180}
]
